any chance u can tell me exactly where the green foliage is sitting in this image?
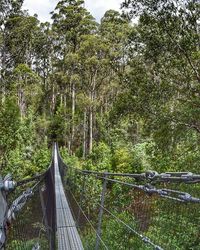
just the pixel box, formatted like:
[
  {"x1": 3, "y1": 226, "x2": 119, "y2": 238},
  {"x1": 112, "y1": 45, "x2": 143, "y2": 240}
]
[
  {"x1": 79, "y1": 140, "x2": 150, "y2": 174},
  {"x1": 8, "y1": 239, "x2": 36, "y2": 250},
  {"x1": 0, "y1": 98, "x2": 20, "y2": 157},
  {"x1": 146, "y1": 205, "x2": 200, "y2": 249},
  {"x1": 5, "y1": 139, "x2": 50, "y2": 179},
  {"x1": 0, "y1": 98, "x2": 50, "y2": 178},
  {"x1": 33, "y1": 141, "x2": 51, "y2": 170},
  {"x1": 112, "y1": 142, "x2": 148, "y2": 173},
  {"x1": 101, "y1": 212, "x2": 145, "y2": 250},
  {"x1": 1, "y1": 0, "x2": 200, "y2": 249},
  {"x1": 5, "y1": 15, "x2": 39, "y2": 66},
  {"x1": 60, "y1": 147, "x2": 80, "y2": 168},
  {"x1": 112, "y1": 147, "x2": 134, "y2": 173},
  {"x1": 48, "y1": 107, "x2": 68, "y2": 142},
  {"x1": 85, "y1": 142, "x2": 112, "y2": 171}
]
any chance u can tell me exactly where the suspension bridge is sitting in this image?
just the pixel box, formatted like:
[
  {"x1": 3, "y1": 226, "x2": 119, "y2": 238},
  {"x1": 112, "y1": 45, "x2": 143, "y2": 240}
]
[{"x1": 1, "y1": 143, "x2": 200, "y2": 249}]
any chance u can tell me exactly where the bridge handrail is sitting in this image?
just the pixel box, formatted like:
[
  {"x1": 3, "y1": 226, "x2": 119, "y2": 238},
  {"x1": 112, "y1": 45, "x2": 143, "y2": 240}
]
[{"x1": 65, "y1": 166, "x2": 200, "y2": 184}]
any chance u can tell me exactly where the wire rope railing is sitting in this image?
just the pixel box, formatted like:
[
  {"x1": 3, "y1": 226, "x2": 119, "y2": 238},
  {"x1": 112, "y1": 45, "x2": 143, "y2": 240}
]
[
  {"x1": 2, "y1": 143, "x2": 200, "y2": 249},
  {"x1": 2, "y1": 143, "x2": 84, "y2": 250},
  {"x1": 58, "y1": 150, "x2": 200, "y2": 250},
  {"x1": 3, "y1": 176, "x2": 49, "y2": 250}
]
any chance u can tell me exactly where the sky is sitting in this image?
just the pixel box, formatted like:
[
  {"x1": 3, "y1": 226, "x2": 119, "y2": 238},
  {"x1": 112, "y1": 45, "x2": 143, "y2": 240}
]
[{"x1": 23, "y1": 0, "x2": 122, "y2": 23}]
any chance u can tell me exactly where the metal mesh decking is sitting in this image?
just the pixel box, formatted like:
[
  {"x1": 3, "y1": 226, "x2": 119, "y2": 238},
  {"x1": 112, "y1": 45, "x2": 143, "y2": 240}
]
[{"x1": 54, "y1": 144, "x2": 84, "y2": 250}]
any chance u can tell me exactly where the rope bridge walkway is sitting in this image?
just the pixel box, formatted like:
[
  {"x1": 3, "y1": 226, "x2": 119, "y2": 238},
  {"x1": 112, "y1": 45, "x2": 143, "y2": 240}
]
[{"x1": 0, "y1": 143, "x2": 200, "y2": 249}]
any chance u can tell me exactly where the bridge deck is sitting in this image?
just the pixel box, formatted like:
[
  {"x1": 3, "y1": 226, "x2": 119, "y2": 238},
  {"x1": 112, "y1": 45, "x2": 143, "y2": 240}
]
[{"x1": 54, "y1": 146, "x2": 84, "y2": 250}]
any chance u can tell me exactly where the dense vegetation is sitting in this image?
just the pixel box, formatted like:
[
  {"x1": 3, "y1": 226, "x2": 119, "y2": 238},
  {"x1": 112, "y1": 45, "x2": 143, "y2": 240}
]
[
  {"x1": 1, "y1": 1, "x2": 200, "y2": 249},
  {"x1": 0, "y1": 0, "x2": 199, "y2": 177}
]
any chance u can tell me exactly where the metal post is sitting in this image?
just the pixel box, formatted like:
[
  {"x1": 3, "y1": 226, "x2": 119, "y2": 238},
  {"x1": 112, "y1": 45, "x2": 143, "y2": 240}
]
[
  {"x1": 0, "y1": 187, "x2": 7, "y2": 250},
  {"x1": 95, "y1": 173, "x2": 108, "y2": 250},
  {"x1": 39, "y1": 187, "x2": 49, "y2": 240},
  {"x1": 0, "y1": 174, "x2": 16, "y2": 249},
  {"x1": 77, "y1": 174, "x2": 86, "y2": 227}
]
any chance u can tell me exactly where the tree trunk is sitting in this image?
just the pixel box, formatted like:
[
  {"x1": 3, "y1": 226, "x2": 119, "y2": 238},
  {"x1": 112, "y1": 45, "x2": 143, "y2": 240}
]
[
  {"x1": 18, "y1": 87, "x2": 25, "y2": 119},
  {"x1": 68, "y1": 140, "x2": 71, "y2": 154},
  {"x1": 51, "y1": 83, "x2": 56, "y2": 114},
  {"x1": 88, "y1": 71, "x2": 97, "y2": 154},
  {"x1": 1, "y1": 34, "x2": 6, "y2": 104},
  {"x1": 83, "y1": 109, "x2": 87, "y2": 159},
  {"x1": 71, "y1": 81, "x2": 75, "y2": 152},
  {"x1": 60, "y1": 93, "x2": 63, "y2": 106},
  {"x1": 88, "y1": 103, "x2": 93, "y2": 155}
]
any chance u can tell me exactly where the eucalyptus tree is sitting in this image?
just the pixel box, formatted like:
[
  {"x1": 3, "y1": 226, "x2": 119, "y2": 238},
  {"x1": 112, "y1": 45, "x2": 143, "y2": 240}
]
[
  {"x1": 33, "y1": 22, "x2": 53, "y2": 86},
  {"x1": 78, "y1": 34, "x2": 110, "y2": 154},
  {"x1": 4, "y1": 15, "x2": 39, "y2": 67},
  {"x1": 51, "y1": 0, "x2": 97, "y2": 153},
  {"x1": 97, "y1": 10, "x2": 134, "y2": 145},
  {"x1": 12, "y1": 63, "x2": 42, "y2": 118},
  {"x1": 100, "y1": 10, "x2": 131, "y2": 77},
  {"x1": 0, "y1": 0, "x2": 24, "y2": 102},
  {"x1": 0, "y1": 97, "x2": 20, "y2": 166},
  {"x1": 120, "y1": 0, "x2": 200, "y2": 152}
]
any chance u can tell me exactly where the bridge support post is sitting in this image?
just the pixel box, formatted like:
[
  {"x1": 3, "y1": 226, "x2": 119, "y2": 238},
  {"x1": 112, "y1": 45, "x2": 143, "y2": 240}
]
[
  {"x1": 95, "y1": 173, "x2": 108, "y2": 250},
  {"x1": 39, "y1": 187, "x2": 49, "y2": 240},
  {"x1": 77, "y1": 174, "x2": 86, "y2": 227}
]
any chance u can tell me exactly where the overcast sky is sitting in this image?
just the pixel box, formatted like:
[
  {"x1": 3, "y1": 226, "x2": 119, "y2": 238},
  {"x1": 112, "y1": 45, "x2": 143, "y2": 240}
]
[{"x1": 23, "y1": 0, "x2": 122, "y2": 23}]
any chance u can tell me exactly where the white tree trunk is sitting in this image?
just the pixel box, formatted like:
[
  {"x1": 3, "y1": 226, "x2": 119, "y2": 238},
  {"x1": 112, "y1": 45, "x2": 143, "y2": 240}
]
[
  {"x1": 83, "y1": 109, "x2": 87, "y2": 159},
  {"x1": 71, "y1": 82, "x2": 75, "y2": 151},
  {"x1": 89, "y1": 104, "x2": 93, "y2": 155}
]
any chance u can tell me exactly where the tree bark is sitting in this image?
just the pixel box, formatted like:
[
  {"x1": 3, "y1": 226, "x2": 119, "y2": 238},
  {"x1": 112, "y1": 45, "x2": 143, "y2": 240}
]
[
  {"x1": 51, "y1": 82, "x2": 56, "y2": 114},
  {"x1": 71, "y1": 81, "x2": 75, "y2": 152},
  {"x1": 88, "y1": 103, "x2": 93, "y2": 155},
  {"x1": 83, "y1": 109, "x2": 87, "y2": 159},
  {"x1": 1, "y1": 32, "x2": 6, "y2": 104}
]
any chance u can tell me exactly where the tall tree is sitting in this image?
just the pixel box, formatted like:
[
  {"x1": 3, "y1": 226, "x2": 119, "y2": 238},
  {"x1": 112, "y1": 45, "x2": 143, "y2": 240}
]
[
  {"x1": 119, "y1": 0, "x2": 200, "y2": 150},
  {"x1": 0, "y1": 0, "x2": 24, "y2": 103},
  {"x1": 51, "y1": 0, "x2": 97, "y2": 153},
  {"x1": 100, "y1": 10, "x2": 130, "y2": 77},
  {"x1": 4, "y1": 15, "x2": 39, "y2": 67},
  {"x1": 12, "y1": 63, "x2": 42, "y2": 118},
  {"x1": 78, "y1": 34, "x2": 110, "y2": 154}
]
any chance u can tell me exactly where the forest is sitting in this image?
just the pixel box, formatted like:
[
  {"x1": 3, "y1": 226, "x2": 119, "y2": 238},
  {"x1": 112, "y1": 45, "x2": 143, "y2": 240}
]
[
  {"x1": 0, "y1": 0, "x2": 199, "y2": 177},
  {"x1": 0, "y1": 0, "x2": 200, "y2": 249}
]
